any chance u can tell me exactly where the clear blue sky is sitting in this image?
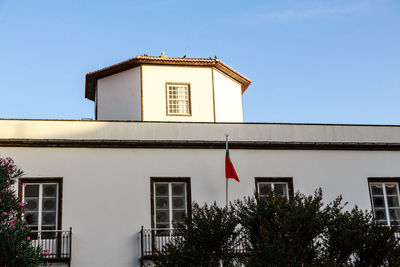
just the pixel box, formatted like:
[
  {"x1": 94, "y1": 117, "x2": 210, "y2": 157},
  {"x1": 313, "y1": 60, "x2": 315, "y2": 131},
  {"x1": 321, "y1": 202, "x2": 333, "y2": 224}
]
[{"x1": 0, "y1": 0, "x2": 399, "y2": 124}]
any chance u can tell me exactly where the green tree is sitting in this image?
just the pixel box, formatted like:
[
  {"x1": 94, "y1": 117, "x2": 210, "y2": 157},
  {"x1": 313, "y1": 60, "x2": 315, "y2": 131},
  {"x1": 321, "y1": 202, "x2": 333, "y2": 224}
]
[
  {"x1": 0, "y1": 157, "x2": 44, "y2": 267},
  {"x1": 322, "y1": 196, "x2": 400, "y2": 266},
  {"x1": 236, "y1": 190, "x2": 400, "y2": 267},
  {"x1": 235, "y1": 189, "x2": 328, "y2": 266},
  {"x1": 154, "y1": 202, "x2": 242, "y2": 267},
  {"x1": 151, "y1": 190, "x2": 400, "y2": 266}
]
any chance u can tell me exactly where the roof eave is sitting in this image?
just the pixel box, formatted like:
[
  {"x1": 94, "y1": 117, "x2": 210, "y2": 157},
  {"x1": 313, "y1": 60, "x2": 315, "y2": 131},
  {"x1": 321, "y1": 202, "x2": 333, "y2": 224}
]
[{"x1": 85, "y1": 57, "x2": 252, "y2": 101}]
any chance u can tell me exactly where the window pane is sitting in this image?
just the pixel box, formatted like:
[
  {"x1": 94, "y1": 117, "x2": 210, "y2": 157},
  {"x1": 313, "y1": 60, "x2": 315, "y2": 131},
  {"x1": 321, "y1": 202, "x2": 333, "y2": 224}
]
[
  {"x1": 42, "y1": 212, "x2": 56, "y2": 225},
  {"x1": 43, "y1": 184, "x2": 57, "y2": 197},
  {"x1": 386, "y1": 184, "x2": 398, "y2": 195},
  {"x1": 373, "y1": 196, "x2": 385, "y2": 208},
  {"x1": 369, "y1": 182, "x2": 400, "y2": 226},
  {"x1": 154, "y1": 180, "x2": 188, "y2": 228},
  {"x1": 24, "y1": 184, "x2": 39, "y2": 223},
  {"x1": 156, "y1": 210, "x2": 169, "y2": 223},
  {"x1": 155, "y1": 184, "x2": 168, "y2": 196},
  {"x1": 172, "y1": 211, "x2": 186, "y2": 223},
  {"x1": 25, "y1": 212, "x2": 38, "y2": 225},
  {"x1": 172, "y1": 184, "x2": 185, "y2": 196},
  {"x1": 155, "y1": 183, "x2": 170, "y2": 227},
  {"x1": 25, "y1": 184, "x2": 39, "y2": 197},
  {"x1": 371, "y1": 184, "x2": 383, "y2": 195},
  {"x1": 274, "y1": 184, "x2": 288, "y2": 197},
  {"x1": 167, "y1": 85, "x2": 189, "y2": 115},
  {"x1": 42, "y1": 199, "x2": 57, "y2": 211},
  {"x1": 26, "y1": 199, "x2": 39, "y2": 210},
  {"x1": 389, "y1": 208, "x2": 400, "y2": 220},
  {"x1": 387, "y1": 196, "x2": 400, "y2": 207},
  {"x1": 23, "y1": 182, "x2": 60, "y2": 232},
  {"x1": 172, "y1": 197, "x2": 185, "y2": 209},
  {"x1": 374, "y1": 208, "x2": 387, "y2": 221},
  {"x1": 259, "y1": 183, "x2": 271, "y2": 196},
  {"x1": 156, "y1": 197, "x2": 169, "y2": 209}
]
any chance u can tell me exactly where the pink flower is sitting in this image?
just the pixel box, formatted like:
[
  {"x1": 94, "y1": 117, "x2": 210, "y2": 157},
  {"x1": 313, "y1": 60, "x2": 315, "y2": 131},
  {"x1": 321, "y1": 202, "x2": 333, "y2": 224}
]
[
  {"x1": 18, "y1": 202, "x2": 26, "y2": 207},
  {"x1": 23, "y1": 184, "x2": 27, "y2": 188},
  {"x1": 44, "y1": 249, "x2": 51, "y2": 255},
  {"x1": 10, "y1": 219, "x2": 17, "y2": 228},
  {"x1": 2, "y1": 212, "x2": 7, "y2": 216},
  {"x1": 27, "y1": 236, "x2": 31, "y2": 240}
]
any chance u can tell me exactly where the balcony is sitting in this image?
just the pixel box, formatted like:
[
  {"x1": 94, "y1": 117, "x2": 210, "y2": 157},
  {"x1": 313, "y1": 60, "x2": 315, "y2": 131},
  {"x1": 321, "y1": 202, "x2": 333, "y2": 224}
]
[
  {"x1": 139, "y1": 227, "x2": 246, "y2": 264},
  {"x1": 29, "y1": 228, "x2": 72, "y2": 265},
  {"x1": 140, "y1": 227, "x2": 400, "y2": 266}
]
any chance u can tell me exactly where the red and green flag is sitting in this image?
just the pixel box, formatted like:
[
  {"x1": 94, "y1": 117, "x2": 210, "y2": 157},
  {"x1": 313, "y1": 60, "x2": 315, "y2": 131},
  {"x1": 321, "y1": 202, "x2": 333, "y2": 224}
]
[{"x1": 225, "y1": 139, "x2": 239, "y2": 182}]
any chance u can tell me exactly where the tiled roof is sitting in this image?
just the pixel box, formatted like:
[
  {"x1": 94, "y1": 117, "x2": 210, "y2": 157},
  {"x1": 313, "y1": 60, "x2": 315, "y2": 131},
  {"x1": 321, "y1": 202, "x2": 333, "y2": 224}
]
[{"x1": 85, "y1": 55, "x2": 251, "y2": 101}]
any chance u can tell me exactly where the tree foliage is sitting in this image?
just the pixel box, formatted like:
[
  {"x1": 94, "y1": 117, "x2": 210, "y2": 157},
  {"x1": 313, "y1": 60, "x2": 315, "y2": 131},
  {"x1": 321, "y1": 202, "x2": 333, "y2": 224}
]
[
  {"x1": 155, "y1": 189, "x2": 400, "y2": 267},
  {"x1": 321, "y1": 196, "x2": 400, "y2": 266},
  {"x1": 154, "y1": 202, "x2": 242, "y2": 267},
  {"x1": 236, "y1": 190, "x2": 400, "y2": 266},
  {"x1": 0, "y1": 157, "x2": 44, "y2": 267},
  {"x1": 235, "y1": 189, "x2": 327, "y2": 266}
]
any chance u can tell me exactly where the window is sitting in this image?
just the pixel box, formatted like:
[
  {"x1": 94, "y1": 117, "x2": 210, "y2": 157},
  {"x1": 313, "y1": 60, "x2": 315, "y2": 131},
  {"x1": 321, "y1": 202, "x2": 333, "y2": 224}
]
[
  {"x1": 166, "y1": 83, "x2": 191, "y2": 115},
  {"x1": 368, "y1": 178, "x2": 400, "y2": 226},
  {"x1": 255, "y1": 177, "x2": 294, "y2": 199},
  {"x1": 151, "y1": 178, "x2": 191, "y2": 229},
  {"x1": 19, "y1": 178, "x2": 62, "y2": 237}
]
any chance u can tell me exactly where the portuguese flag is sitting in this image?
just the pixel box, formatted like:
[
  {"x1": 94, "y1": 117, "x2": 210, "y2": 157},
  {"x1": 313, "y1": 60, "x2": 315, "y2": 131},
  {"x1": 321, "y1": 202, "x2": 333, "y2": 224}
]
[{"x1": 225, "y1": 138, "x2": 239, "y2": 182}]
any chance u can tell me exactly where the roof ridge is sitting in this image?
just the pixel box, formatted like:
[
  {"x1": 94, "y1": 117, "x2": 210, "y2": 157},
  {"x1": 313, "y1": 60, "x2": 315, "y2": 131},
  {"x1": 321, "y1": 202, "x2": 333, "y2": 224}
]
[{"x1": 135, "y1": 55, "x2": 216, "y2": 60}]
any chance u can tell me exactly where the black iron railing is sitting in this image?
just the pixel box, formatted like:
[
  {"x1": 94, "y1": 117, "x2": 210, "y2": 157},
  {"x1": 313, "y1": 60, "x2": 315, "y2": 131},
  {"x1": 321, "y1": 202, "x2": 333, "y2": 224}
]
[
  {"x1": 140, "y1": 227, "x2": 246, "y2": 261},
  {"x1": 29, "y1": 228, "x2": 72, "y2": 264}
]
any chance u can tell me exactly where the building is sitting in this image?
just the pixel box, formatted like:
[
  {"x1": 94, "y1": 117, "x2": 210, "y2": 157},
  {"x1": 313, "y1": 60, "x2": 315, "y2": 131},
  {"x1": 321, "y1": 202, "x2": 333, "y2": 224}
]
[{"x1": 1, "y1": 54, "x2": 400, "y2": 267}]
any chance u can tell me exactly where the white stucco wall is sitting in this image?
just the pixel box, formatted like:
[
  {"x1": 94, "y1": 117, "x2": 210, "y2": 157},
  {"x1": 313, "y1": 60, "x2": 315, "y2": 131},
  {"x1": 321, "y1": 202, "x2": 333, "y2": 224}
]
[
  {"x1": 94, "y1": 65, "x2": 246, "y2": 123},
  {"x1": 97, "y1": 67, "x2": 142, "y2": 121},
  {"x1": 141, "y1": 65, "x2": 214, "y2": 122},
  {"x1": 2, "y1": 147, "x2": 400, "y2": 267},
  {"x1": 2, "y1": 120, "x2": 400, "y2": 266},
  {"x1": 213, "y1": 69, "x2": 244, "y2": 122}
]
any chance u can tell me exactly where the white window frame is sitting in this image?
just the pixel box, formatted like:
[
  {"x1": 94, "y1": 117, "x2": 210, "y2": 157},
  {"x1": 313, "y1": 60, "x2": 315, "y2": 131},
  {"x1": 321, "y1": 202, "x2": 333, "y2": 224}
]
[
  {"x1": 22, "y1": 183, "x2": 59, "y2": 232},
  {"x1": 153, "y1": 182, "x2": 188, "y2": 229},
  {"x1": 369, "y1": 181, "x2": 400, "y2": 227},
  {"x1": 166, "y1": 83, "x2": 191, "y2": 116}
]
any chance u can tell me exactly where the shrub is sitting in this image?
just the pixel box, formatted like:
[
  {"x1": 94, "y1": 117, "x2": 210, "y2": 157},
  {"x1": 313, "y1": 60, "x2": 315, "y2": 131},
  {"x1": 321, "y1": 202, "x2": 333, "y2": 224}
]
[
  {"x1": 154, "y1": 202, "x2": 241, "y2": 267},
  {"x1": 0, "y1": 157, "x2": 44, "y2": 266},
  {"x1": 322, "y1": 196, "x2": 400, "y2": 266},
  {"x1": 235, "y1": 190, "x2": 400, "y2": 267},
  {"x1": 235, "y1": 189, "x2": 328, "y2": 266},
  {"x1": 155, "y1": 189, "x2": 400, "y2": 266}
]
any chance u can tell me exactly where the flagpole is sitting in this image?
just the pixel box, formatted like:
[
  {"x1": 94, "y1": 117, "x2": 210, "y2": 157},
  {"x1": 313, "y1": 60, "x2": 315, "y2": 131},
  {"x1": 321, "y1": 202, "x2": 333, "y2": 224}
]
[
  {"x1": 225, "y1": 134, "x2": 229, "y2": 208},
  {"x1": 226, "y1": 177, "x2": 228, "y2": 208}
]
